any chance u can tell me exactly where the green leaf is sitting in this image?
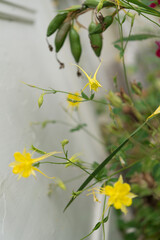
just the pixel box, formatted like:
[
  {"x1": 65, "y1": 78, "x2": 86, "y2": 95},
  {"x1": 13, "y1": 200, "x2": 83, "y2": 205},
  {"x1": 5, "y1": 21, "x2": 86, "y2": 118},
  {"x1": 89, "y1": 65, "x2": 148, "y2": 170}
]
[
  {"x1": 93, "y1": 222, "x2": 101, "y2": 230},
  {"x1": 127, "y1": 0, "x2": 160, "y2": 16},
  {"x1": 121, "y1": 0, "x2": 160, "y2": 17},
  {"x1": 70, "y1": 124, "x2": 87, "y2": 132},
  {"x1": 114, "y1": 44, "x2": 122, "y2": 51},
  {"x1": 103, "y1": 216, "x2": 109, "y2": 223},
  {"x1": 90, "y1": 93, "x2": 95, "y2": 100},
  {"x1": 31, "y1": 145, "x2": 46, "y2": 154},
  {"x1": 114, "y1": 34, "x2": 158, "y2": 43},
  {"x1": 92, "y1": 161, "x2": 107, "y2": 180},
  {"x1": 81, "y1": 91, "x2": 89, "y2": 100},
  {"x1": 58, "y1": 5, "x2": 82, "y2": 13}
]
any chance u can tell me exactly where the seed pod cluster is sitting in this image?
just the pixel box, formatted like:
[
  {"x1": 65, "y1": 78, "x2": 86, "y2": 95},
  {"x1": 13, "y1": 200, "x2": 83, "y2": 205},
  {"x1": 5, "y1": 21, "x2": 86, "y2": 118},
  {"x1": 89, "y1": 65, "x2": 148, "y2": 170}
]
[
  {"x1": 88, "y1": 22, "x2": 102, "y2": 57},
  {"x1": 69, "y1": 27, "x2": 82, "y2": 63},
  {"x1": 46, "y1": 1, "x2": 115, "y2": 64}
]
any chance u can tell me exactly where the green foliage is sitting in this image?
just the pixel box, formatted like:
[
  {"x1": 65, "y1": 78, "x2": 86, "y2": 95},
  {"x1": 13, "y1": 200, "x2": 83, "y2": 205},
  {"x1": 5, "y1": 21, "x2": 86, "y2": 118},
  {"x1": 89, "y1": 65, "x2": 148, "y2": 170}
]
[
  {"x1": 92, "y1": 161, "x2": 107, "y2": 180},
  {"x1": 70, "y1": 123, "x2": 87, "y2": 132}
]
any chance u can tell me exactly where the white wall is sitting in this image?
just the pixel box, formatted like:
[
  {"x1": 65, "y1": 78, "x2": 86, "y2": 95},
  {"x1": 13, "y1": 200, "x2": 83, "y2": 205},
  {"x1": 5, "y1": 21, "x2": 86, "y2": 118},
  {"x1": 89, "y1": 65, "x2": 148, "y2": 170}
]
[{"x1": 0, "y1": 1, "x2": 108, "y2": 240}]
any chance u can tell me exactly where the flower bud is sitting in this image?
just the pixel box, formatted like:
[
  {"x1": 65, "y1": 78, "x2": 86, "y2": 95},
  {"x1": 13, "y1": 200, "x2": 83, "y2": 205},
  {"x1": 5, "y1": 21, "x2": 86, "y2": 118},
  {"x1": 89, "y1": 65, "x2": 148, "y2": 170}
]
[
  {"x1": 38, "y1": 94, "x2": 44, "y2": 108},
  {"x1": 131, "y1": 82, "x2": 142, "y2": 96},
  {"x1": 61, "y1": 139, "x2": 69, "y2": 148},
  {"x1": 107, "y1": 91, "x2": 122, "y2": 108}
]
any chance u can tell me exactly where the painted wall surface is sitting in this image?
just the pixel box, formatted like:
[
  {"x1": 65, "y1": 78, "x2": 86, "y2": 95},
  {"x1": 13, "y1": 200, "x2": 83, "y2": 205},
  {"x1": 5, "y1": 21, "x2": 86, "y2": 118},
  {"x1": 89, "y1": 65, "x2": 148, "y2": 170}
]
[{"x1": 0, "y1": 1, "x2": 108, "y2": 240}]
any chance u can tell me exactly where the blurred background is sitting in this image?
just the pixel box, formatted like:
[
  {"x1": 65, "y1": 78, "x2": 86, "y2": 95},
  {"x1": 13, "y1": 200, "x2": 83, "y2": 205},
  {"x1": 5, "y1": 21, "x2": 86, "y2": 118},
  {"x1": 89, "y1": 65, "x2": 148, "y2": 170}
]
[{"x1": 0, "y1": 0, "x2": 160, "y2": 240}]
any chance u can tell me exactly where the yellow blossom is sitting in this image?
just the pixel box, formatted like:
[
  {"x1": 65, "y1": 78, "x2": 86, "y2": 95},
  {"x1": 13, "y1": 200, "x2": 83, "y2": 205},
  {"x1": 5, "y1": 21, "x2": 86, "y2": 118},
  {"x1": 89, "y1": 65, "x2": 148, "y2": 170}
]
[
  {"x1": 56, "y1": 178, "x2": 66, "y2": 190},
  {"x1": 147, "y1": 105, "x2": 160, "y2": 119},
  {"x1": 9, "y1": 148, "x2": 60, "y2": 180},
  {"x1": 67, "y1": 92, "x2": 82, "y2": 109},
  {"x1": 100, "y1": 175, "x2": 136, "y2": 214},
  {"x1": 65, "y1": 153, "x2": 82, "y2": 167},
  {"x1": 73, "y1": 61, "x2": 102, "y2": 92}
]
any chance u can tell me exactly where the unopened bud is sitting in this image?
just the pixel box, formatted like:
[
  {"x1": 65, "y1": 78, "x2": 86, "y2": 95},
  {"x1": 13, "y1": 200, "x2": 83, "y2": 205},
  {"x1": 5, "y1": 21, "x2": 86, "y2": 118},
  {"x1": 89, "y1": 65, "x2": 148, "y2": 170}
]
[
  {"x1": 97, "y1": 0, "x2": 104, "y2": 12},
  {"x1": 107, "y1": 91, "x2": 122, "y2": 108},
  {"x1": 61, "y1": 139, "x2": 69, "y2": 148},
  {"x1": 56, "y1": 178, "x2": 66, "y2": 190},
  {"x1": 131, "y1": 82, "x2": 142, "y2": 96},
  {"x1": 38, "y1": 93, "x2": 44, "y2": 108}
]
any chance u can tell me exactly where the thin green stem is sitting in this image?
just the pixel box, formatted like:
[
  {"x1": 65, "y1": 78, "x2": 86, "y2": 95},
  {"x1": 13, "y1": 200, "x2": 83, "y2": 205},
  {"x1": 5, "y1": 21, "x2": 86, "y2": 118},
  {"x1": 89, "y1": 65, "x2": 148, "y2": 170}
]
[
  {"x1": 123, "y1": 0, "x2": 160, "y2": 28},
  {"x1": 108, "y1": 159, "x2": 141, "y2": 178},
  {"x1": 122, "y1": 56, "x2": 132, "y2": 98},
  {"x1": 65, "y1": 173, "x2": 86, "y2": 184},
  {"x1": 31, "y1": 145, "x2": 91, "y2": 176},
  {"x1": 62, "y1": 106, "x2": 105, "y2": 145},
  {"x1": 38, "y1": 161, "x2": 66, "y2": 165},
  {"x1": 116, "y1": 8, "x2": 132, "y2": 98},
  {"x1": 102, "y1": 196, "x2": 107, "y2": 240},
  {"x1": 25, "y1": 82, "x2": 109, "y2": 106}
]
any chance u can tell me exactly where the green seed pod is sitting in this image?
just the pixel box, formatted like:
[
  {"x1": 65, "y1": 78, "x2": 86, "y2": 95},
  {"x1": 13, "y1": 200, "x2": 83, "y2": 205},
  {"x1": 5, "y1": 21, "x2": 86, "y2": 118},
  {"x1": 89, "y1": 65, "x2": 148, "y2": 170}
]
[
  {"x1": 89, "y1": 15, "x2": 113, "y2": 35},
  {"x1": 69, "y1": 27, "x2": 82, "y2": 63},
  {"x1": 47, "y1": 13, "x2": 67, "y2": 37},
  {"x1": 55, "y1": 21, "x2": 71, "y2": 53},
  {"x1": 83, "y1": 0, "x2": 115, "y2": 8},
  {"x1": 88, "y1": 22, "x2": 102, "y2": 57}
]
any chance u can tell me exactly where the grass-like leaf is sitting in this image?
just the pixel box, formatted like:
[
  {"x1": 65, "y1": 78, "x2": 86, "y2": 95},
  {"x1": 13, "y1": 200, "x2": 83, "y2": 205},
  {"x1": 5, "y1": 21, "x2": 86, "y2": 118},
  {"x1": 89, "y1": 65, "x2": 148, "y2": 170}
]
[{"x1": 114, "y1": 34, "x2": 159, "y2": 43}]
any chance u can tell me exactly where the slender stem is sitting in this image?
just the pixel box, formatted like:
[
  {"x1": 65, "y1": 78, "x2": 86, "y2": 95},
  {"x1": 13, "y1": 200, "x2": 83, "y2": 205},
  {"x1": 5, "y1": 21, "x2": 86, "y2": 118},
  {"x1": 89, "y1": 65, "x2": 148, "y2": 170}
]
[
  {"x1": 116, "y1": 8, "x2": 132, "y2": 98},
  {"x1": 102, "y1": 196, "x2": 107, "y2": 240},
  {"x1": 25, "y1": 83, "x2": 109, "y2": 105},
  {"x1": 122, "y1": 56, "x2": 132, "y2": 98},
  {"x1": 123, "y1": 0, "x2": 160, "y2": 28},
  {"x1": 108, "y1": 159, "x2": 141, "y2": 178},
  {"x1": 32, "y1": 145, "x2": 91, "y2": 175},
  {"x1": 39, "y1": 161, "x2": 66, "y2": 165},
  {"x1": 65, "y1": 173, "x2": 86, "y2": 184},
  {"x1": 62, "y1": 106, "x2": 105, "y2": 145},
  {"x1": 141, "y1": 13, "x2": 160, "y2": 28}
]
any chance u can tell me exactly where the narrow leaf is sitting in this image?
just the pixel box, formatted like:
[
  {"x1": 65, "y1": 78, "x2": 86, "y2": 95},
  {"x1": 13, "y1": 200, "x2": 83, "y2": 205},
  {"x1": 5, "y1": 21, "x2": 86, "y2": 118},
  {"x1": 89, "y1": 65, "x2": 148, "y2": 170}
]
[
  {"x1": 81, "y1": 91, "x2": 89, "y2": 100},
  {"x1": 114, "y1": 34, "x2": 158, "y2": 43},
  {"x1": 127, "y1": 0, "x2": 160, "y2": 17}
]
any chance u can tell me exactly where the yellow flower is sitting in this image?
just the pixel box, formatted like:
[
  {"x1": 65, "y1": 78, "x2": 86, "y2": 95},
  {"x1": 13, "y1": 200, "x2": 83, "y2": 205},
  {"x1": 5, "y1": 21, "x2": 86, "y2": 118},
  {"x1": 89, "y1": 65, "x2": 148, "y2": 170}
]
[
  {"x1": 56, "y1": 178, "x2": 66, "y2": 190},
  {"x1": 147, "y1": 105, "x2": 160, "y2": 119},
  {"x1": 9, "y1": 148, "x2": 60, "y2": 180},
  {"x1": 65, "y1": 153, "x2": 82, "y2": 167},
  {"x1": 100, "y1": 175, "x2": 136, "y2": 214},
  {"x1": 67, "y1": 92, "x2": 82, "y2": 109},
  {"x1": 73, "y1": 61, "x2": 102, "y2": 92}
]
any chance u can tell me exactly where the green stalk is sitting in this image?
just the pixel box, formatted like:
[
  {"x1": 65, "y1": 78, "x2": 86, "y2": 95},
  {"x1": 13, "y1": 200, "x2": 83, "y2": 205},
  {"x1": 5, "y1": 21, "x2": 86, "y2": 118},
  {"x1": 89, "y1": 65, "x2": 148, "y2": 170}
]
[
  {"x1": 117, "y1": 9, "x2": 132, "y2": 98},
  {"x1": 102, "y1": 196, "x2": 107, "y2": 240}
]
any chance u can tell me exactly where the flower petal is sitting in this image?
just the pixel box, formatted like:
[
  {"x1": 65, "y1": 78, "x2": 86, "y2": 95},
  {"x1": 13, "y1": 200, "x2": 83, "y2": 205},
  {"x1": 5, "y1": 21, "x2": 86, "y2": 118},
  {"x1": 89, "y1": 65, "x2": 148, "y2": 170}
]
[
  {"x1": 147, "y1": 105, "x2": 160, "y2": 119},
  {"x1": 114, "y1": 201, "x2": 122, "y2": 209},
  {"x1": 31, "y1": 151, "x2": 61, "y2": 163},
  {"x1": 118, "y1": 175, "x2": 123, "y2": 184},
  {"x1": 121, "y1": 196, "x2": 132, "y2": 206},
  {"x1": 127, "y1": 193, "x2": 137, "y2": 199},
  {"x1": 93, "y1": 60, "x2": 102, "y2": 80},
  {"x1": 32, "y1": 167, "x2": 55, "y2": 179},
  {"x1": 101, "y1": 185, "x2": 114, "y2": 196},
  {"x1": 121, "y1": 204, "x2": 127, "y2": 214},
  {"x1": 73, "y1": 64, "x2": 90, "y2": 81},
  {"x1": 14, "y1": 152, "x2": 26, "y2": 162}
]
